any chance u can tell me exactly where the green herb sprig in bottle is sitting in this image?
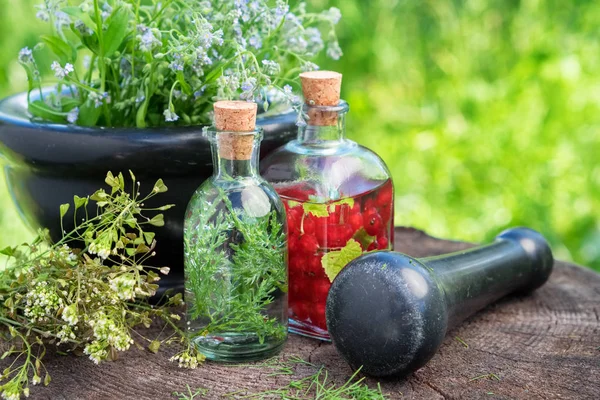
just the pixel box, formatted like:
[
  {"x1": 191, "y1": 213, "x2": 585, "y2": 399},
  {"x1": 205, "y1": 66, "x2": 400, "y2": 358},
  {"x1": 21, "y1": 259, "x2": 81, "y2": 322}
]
[{"x1": 184, "y1": 101, "x2": 288, "y2": 362}]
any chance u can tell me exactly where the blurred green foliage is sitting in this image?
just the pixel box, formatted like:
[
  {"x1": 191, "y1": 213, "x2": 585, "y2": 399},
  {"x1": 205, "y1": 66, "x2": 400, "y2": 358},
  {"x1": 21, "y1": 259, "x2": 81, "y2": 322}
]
[{"x1": 0, "y1": 0, "x2": 598, "y2": 270}]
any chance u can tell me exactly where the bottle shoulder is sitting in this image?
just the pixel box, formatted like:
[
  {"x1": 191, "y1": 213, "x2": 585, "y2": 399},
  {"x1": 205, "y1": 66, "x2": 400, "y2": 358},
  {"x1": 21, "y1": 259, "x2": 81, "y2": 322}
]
[
  {"x1": 186, "y1": 177, "x2": 285, "y2": 220},
  {"x1": 260, "y1": 140, "x2": 392, "y2": 201}
]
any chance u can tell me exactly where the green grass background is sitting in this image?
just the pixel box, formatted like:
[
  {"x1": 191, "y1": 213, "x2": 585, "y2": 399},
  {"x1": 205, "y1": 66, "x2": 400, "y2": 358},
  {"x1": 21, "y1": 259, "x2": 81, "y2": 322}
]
[{"x1": 0, "y1": 0, "x2": 598, "y2": 271}]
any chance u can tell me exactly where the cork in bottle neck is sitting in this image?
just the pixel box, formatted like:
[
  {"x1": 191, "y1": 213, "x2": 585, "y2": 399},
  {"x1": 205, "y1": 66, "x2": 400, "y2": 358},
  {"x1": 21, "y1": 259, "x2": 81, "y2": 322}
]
[
  {"x1": 213, "y1": 101, "x2": 258, "y2": 160},
  {"x1": 300, "y1": 71, "x2": 343, "y2": 126}
]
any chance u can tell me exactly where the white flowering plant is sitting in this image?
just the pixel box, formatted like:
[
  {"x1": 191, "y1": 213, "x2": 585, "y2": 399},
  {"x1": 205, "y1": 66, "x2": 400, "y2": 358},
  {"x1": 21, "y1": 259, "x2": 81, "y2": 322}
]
[
  {"x1": 17, "y1": 0, "x2": 342, "y2": 128},
  {"x1": 0, "y1": 172, "x2": 202, "y2": 399}
]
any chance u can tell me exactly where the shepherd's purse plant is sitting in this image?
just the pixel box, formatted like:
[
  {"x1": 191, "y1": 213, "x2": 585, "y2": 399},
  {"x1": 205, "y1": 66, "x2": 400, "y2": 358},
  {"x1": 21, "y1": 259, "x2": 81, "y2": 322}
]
[
  {"x1": 0, "y1": 172, "x2": 203, "y2": 400},
  {"x1": 17, "y1": 0, "x2": 342, "y2": 128}
]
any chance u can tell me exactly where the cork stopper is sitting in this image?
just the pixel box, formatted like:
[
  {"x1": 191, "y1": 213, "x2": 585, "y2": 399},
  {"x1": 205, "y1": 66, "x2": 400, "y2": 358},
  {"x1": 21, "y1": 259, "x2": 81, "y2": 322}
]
[
  {"x1": 299, "y1": 71, "x2": 343, "y2": 126},
  {"x1": 213, "y1": 101, "x2": 257, "y2": 160}
]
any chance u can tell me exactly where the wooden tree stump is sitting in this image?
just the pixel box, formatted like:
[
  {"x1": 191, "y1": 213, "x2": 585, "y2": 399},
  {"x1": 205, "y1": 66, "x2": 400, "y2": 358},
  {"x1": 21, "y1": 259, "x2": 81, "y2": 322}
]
[{"x1": 9, "y1": 228, "x2": 600, "y2": 399}]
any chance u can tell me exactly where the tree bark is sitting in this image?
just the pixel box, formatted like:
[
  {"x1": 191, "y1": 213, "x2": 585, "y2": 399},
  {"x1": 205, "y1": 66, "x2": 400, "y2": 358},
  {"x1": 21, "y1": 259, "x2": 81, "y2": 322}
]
[{"x1": 10, "y1": 228, "x2": 600, "y2": 399}]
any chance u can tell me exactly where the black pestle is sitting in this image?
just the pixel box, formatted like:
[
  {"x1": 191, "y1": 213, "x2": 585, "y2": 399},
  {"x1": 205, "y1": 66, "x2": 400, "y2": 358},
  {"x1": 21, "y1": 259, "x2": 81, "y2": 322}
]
[{"x1": 325, "y1": 227, "x2": 554, "y2": 378}]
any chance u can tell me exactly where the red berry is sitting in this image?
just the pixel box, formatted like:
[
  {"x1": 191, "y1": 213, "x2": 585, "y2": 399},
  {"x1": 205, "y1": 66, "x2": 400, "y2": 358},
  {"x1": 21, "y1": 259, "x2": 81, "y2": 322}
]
[
  {"x1": 306, "y1": 255, "x2": 324, "y2": 278},
  {"x1": 348, "y1": 213, "x2": 363, "y2": 232},
  {"x1": 363, "y1": 208, "x2": 383, "y2": 236},
  {"x1": 338, "y1": 204, "x2": 350, "y2": 224},
  {"x1": 289, "y1": 254, "x2": 304, "y2": 273},
  {"x1": 315, "y1": 218, "x2": 328, "y2": 247},
  {"x1": 379, "y1": 204, "x2": 392, "y2": 227},
  {"x1": 299, "y1": 234, "x2": 319, "y2": 254},
  {"x1": 289, "y1": 280, "x2": 306, "y2": 301},
  {"x1": 327, "y1": 211, "x2": 339, "y2": 224},
  {"x1": 376, "y1": 183, "x2": 393, "y2": 207},
  {"x1": 367, "y1": 242, "x2": 378, "y2": 251},
  {"x1": 311, "y1": 304, "x2": 328, "y2": 330},
  {"x1": 288, "y1": 235, "x2": 299, "y2": 253},
  {"x1": 363, "y1": 198, "x2": 375, "y2": 212},
  {"x1": 291, "y1": 302, "x2": 310, "y2": 321},
  {"x1": 377, "y1": 236, "x2": 389, "y2": 249},
  {"x1": 327, "y1": 224, "x2": 346, "y2": 248},
  {"x1": 312, "y1": 280, "x2": 331, "y2": 304},
  {"x1": 303, "y1": 216, "x2": 315, "y2": 235}
]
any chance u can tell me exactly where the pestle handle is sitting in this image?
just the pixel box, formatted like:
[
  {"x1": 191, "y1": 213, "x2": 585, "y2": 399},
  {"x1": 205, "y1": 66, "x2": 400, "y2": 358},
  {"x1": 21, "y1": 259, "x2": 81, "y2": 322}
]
[{"x1": 421, "y1": 227, "x2": 554, "y2": 328}]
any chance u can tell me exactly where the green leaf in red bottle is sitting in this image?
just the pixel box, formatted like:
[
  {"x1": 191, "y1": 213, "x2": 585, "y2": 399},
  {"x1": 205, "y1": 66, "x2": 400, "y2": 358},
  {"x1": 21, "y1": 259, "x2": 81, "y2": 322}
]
[
  {"x1": 352, "y1": 228, "x2": 377, "y2": 250},
  {"x1": 321, "y1": 239, "x2": 363, "y2": 282},
  {"x1": 303, "y1": 203, "x2": 330, "y2": 218}
]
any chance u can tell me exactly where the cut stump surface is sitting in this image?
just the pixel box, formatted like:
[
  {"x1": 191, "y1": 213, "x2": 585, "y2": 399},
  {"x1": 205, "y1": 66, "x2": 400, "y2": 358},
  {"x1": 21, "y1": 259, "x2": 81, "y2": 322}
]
[{"x1": 10, "y1": 228, "x2": 600, "y2": 399}]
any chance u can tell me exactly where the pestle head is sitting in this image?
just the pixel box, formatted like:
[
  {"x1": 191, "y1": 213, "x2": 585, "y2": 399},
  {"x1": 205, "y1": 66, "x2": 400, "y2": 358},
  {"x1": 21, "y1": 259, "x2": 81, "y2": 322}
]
[
  {"x1": 326, "y1": 252, "x2": 448, "y2": 378},
  {"x1": 495, "y1": 227, "x2": 554, "y2": 292}
]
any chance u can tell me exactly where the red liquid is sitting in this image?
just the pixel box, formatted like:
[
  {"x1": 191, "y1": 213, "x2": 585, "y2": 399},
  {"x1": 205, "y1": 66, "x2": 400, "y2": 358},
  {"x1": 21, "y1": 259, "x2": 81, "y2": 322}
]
[{"x1": 277, "y1": 179, "x2": 394, "y2": 340}]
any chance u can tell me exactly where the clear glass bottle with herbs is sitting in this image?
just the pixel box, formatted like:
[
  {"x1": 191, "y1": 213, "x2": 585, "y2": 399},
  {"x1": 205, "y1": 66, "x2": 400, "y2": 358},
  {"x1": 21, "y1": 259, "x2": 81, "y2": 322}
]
[
  {"x1": 260, "y1": 71, "x2": 394, "y2": 341},
  {"x1": 184, "y1": 101, "x2": 288, "y2": 361}
]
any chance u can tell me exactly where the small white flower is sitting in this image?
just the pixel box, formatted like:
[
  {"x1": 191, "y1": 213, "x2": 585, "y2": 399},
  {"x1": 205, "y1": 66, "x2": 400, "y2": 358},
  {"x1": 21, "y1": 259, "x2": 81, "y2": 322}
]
[
  {"x1": 164, "y1": 109, "x2": 179, "y2": 122},
  {"x1": 97, "y1": 248, "x2": 110, "y2": 260},
  {"x1": 51, "y1": 62, "x2": 74, "y2": 79},
  {"x1": 18, "y1": 47, "x2": 33, "y2": 64},
  {"x1": 327, "y1": 7, "x2": 342, "y2": 24},
  {"x1": 67, "y1": 107, "x2": 79, "y2": 124}
]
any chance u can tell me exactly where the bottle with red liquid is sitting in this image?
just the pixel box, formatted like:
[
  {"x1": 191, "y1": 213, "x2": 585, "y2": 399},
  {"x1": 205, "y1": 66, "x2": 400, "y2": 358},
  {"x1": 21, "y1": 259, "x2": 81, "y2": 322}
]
[{"x1": 260, "y1": 71, "x2": 394, "y2": 340}]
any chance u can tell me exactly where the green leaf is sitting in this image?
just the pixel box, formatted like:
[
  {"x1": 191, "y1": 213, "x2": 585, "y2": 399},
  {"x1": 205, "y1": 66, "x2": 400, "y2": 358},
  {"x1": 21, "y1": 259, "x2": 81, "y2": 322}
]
[
  {"x1": 177, "y1": 71, "x2": 193, "y2": 95},
  {"x1": 77, "y1": 101, "x2": 102, "y2": 126},
  {"x1": 352, "y1": 228, "x2": 377, "y2": 250},
  {"x1": 118, "y1": 172, "x2": 125, "y2": 191},
  {"x1": 153, "y1": 179, "x2": 168, "y2": 193},
  {"x1": 143, "y1": 232, "x2": 155, "y2": 245},
  {"x1": 0, "y1": 246, "x2": 15, "y2": 257},
  {"x1": 41, "y1": 35, "x2": 75, "y2": 64},
  {"x1": 60, "y1": 203, "x2": 70, "y2": 219},
  {"x1": 148, "y1": 214, "x2": 165, "y2": 227},
  {"x1": 90, "y1": 189, "x2": 108, "y2": 202},
  {"x1": 321, "y1": 239, "x2": 363, "y2": 282},
  {"x1": 44, "y1": 372, "x2": 51, "y2": 386},
  {"x1": 287, "y1": 200, "x2": 301, "y2": 208},
  {"x1": 327, "y1": 198, "x2": 356, "y2": 213},
  {"x1": 104, "y1": 8, "x2": 131, "y2": 56},
  {"x1": 129, "y1": 170, "x2": 136, "y2": 183},
  {"x1": 60, "y1": 97, "x2": 80, "y2": 112},
  {"x1": 62, "y1": 6, "x2": 97, "y2": 33},
  {"x1": 105, "y1": 171, "x2": 121, "y2": 193},
  {"x1": 73, "y1": 195, "x2": 88, "y2": 210},
  {"x1": 28, "y1": 100, "x2": 66, "y2": 123},
  {"x1": 135, "y1": 243, "x2": 150, "y2": 254},
  {"x1": 148, "y1": 340, "x2": 161, "y2": 354},
  {"x1": 302, "y1": 203, "x2": 329, "y2": 218}
]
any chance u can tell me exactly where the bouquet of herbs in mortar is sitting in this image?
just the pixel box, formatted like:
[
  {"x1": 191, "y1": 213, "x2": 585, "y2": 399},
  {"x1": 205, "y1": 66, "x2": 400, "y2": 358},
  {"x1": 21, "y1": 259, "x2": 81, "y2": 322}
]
[
  {"x1": 18, "y1": 0, "x2": 342, "y2": 128},
  {"x1": 0, "y1": 172, "x2": 199, "y2": 399}
]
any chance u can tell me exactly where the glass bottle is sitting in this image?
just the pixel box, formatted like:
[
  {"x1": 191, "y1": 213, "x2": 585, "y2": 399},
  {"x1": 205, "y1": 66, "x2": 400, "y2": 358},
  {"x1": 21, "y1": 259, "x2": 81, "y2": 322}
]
[
  {"x1": 260, "y1": 71, "x2": 394, "y2": 341},
  {"x1": 184, "y1": 101, "x2": 288, "y2": 361}
]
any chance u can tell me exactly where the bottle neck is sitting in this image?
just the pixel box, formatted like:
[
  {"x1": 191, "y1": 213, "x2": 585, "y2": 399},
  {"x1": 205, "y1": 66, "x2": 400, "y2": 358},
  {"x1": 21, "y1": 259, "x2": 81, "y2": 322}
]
[
  {"x1": 209, "y1": 130, "x2": 262, "y2": 179},
  {"x1": 297, "y1": 100, "x2": 349, "y2": 145}
]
